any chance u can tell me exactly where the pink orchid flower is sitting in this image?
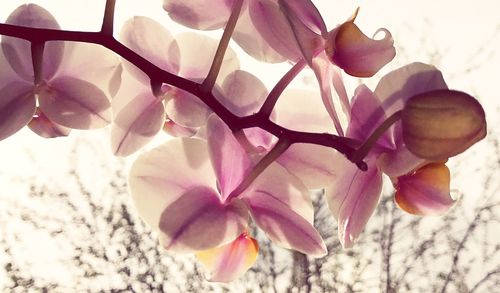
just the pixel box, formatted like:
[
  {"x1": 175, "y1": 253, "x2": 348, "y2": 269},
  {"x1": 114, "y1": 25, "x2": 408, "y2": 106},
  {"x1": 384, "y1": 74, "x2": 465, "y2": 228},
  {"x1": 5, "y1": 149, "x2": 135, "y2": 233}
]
[
  {"x1": 326, "y1": 62, "x2": 469, "y2": 248},
  {"x1": 112, "y1": 16, "x2": 240, "y2": 156},
  {"x1": 129, "y1": 114, "x2": 326, "y2": 281},
  {"x1": 0, "y1": 4, "x2": 121, "y2": 140}
]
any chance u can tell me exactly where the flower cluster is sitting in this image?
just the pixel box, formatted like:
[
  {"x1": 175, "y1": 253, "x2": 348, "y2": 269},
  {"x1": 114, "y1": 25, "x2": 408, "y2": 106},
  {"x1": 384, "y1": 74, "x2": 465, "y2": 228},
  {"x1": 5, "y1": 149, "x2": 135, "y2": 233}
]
[{"x1": 0, "y1": 0, "x2": 486, "y2": 282}]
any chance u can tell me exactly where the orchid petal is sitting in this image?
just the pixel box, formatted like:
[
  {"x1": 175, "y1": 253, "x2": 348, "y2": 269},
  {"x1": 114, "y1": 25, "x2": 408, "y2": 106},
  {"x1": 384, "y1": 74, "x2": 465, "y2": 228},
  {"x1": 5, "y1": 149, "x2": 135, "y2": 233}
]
[
  {"x1": 0, "y1": 81, "x2": 36, "y2": 141},
  {"x1": 176, "y1": 32, "x2": 239, "y2": 83},
  {"x1": 38, "y1": 76, "x2": 111, "y2": 129},
  {"x1": 278, "y1": 0, "x2": 325, "y2": 65},
  {"x1": 28, "y1": 108, "x2": 71, "y2": 138},
  {"x1": 395, "y1": 163, "x2": 455, "y2": 216},
  {"x1": 329, "y1": 22, "x2": 395, "y2": 77},
  {"x1": 196, "y1": 232, "x2": 259, "y2": 282},
  {"x1": 243, "y1": 127, "x2": 274, "y2": 150},
  {"x1": 347, "y1": 84, "x2": 394, "y2": 149},
  {"x1": 218, "y1": 70, "x2": 268, "y2": 117},
  {"x1": 273, "y1": 88, "x2": 334, "y2": 133},
  {"x1": 249, "y1": 0, "x2": 302, "y2": 61},
  {"x1": 163, "y1": 119, "x2": 197, "y2": 138},
  {"x1": 207, "y1": 115, "x2": 252, "y2": 200},
  {"x1": 402, "y1": 89, "x2": 486, "y2": 161},
  {"x1": 326, "y1": 156, "x2": 382, "y2": 248},
  {"x1": 56, "y1": 42, "x2": 122, "y2": 97},
  {"x1": 233, "y1": 5, "x2": 286, "y2": 63},
  {"x1": 244, "y1": 187, "x2": 326, "y2": 256},
  {"x1": 245, "y1": 162, "x2": 314, "y2": 221},
  {"x1": 165, "y1": 87, "x2": 212, "y2": 128},
  {"x1": 111, "y1": 92, "x2": 165, "y2": 156},
  {"x1": 277, "y1": 143, "x2": 338, "y2": 190},
  {"x1": 163, "y1": 0, "x2": 233, "y2": 30},
  {"x1": 129, "y1": 138, "x2": 216, "y2": 231},
  {"x1": 120, "y1": 16, "x2": 179, "y2": 84},
  {"x1": 2, "y1": 4, "x2": 63, "y2": 81},
  {"x1": 378, "y1": 143, "x2": 426, "y2": 178},
  {"x1": 311, "y1": 53, "x2": 345, "y2": 135},
  {"x1": 158, "y1": 186, "x2": 248, "y2": 253},
  {"x1": 374, "y1": 62, "x2": 448, "y2": 116}
]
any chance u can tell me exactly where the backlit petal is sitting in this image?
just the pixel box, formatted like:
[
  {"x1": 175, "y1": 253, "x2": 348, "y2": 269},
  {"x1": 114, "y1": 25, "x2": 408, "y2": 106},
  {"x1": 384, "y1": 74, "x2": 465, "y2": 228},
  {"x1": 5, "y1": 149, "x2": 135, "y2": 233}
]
[
  {"x1": 329, "y1": 22, "x2": 395, "y2": 77},
  {"x1": 196, "y1": 233, "x2": 258, "y2": 282},
  {"x1": 165, "y1": 87, "x2": 212, "y2": 128},
  {"x1": 217, "y1": 70, "x2": 268, "y2": 117},
  {"x1": 249, "y1": 0, "x2": 302, "y2": 61},
  {"x1": 111, "y1": 92, "x2": 165, "y2": 156},
  {"x1": 207, "y1": 115, "x2": 252, "y2": 200},
  {"x1": 2, "y1": 4, "x2": 63, "y2": 81},
  {"x1": 0, "y1": 81, "x2": 36, "y2": 140},
  {"x1": 326, "y1": 156, "x2": 382, "y2": 248},
  {"x1": 163, "y1": 0, "x2": 233, "y2": 30},
  {"x1": 402, "y1": 90, "x2": 486, "y2": 161},
  {"x1": 38, "y1": 76, "x2": 111, "y2": 129},
  {"x1": 28, "y1": 108, "x2": 71, "y2": 138},
  {"x1": 395, "y1": 163, "x2": 455, "y2": 216},
  {"x1": 120, "y1": 16, "x2": 179, "y2": 84},
  {"x1": 128, "y1": 138, "x2": 216, "y2": 231},
  {"x1": 163, "y1": 119, "x2": 197, "y2": 138},
  {"x1": 158, "y1": 186, "x2": 248, "y2": 253}
]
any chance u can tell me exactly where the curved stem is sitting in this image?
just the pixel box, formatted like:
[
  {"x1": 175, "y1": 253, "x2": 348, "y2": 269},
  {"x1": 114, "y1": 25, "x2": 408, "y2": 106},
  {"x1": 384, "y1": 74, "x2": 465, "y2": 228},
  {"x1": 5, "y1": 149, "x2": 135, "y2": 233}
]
[
  {"x1": 100, "y1": 0, "x2": 116, "y2": 35},
  {"x1": 0, "y1": 23, "x2": 366, "y2": 168},
  {"x1": 259, "y1": 59, "x2": 306, "y2": 117},
  {"x1": 201, "y1": 0, "x2": 243, "y2": 92},
  {"x1": 226, "y1": 138, "x2": 291, "y2": 202}
]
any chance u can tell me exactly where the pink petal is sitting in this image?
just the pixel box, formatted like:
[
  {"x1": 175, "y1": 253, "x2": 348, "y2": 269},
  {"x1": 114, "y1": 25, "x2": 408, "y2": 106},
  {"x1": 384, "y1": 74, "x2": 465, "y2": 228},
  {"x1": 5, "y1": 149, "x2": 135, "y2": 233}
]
[
  {"x1": 328, "y1": 22, "x2": 395, "y2": 77},
  {"x1": 243, "y1": 127, "x2": 274, "y2": 150},
  {"x1": 249, "y1": 0, "x2": 302, "y2": 61},
  {"x1": 163, "y1": 0, "x2": 233, "y2": 30},
  {"x1": 28, "y1": 108, "x2": 71, "y2": 138},
  {"x1": 56, "y1": 42, "x2": 122, "y2": 97},
  {"x1": 395, "y1": 163, "x2": 455, "y2": 216},
  {"x1": 176, "y1": 32, "x2": 239, "y2": 82},
  {"x1": 278, "y1": 0, "x2": 327, "y2": 36},
  {"x1": 232, "y1": 5, "x2": 286, "y2": 63},
  {"x1": 277, "y1": 143, "x2": 338, "y2": 190},
  {"x1": 326, "y1": 156, "x2": 383, "y2": 248},
  {"x1": 374, "y1": 62, "x2": 448, "y2": 116},
  {"x1": 0, "y1": 81, "x2": 36, "y2": 140},
  {"x1": 273, "y1": 88, "x2": 334, "y2": 133},
  {"x1": 217, "y1": 70, "x2": 268, "y2": 117},
  {"x1": 207, "y1": 115, "x2": 253, "y2": 200},
  {"x1": 278, "y1": 0, "x2": 325, "y2": 65},
  {"x1": 378, "y1": 142, "x2": 426, "y2": 178},
  {"x1": 164, "y1": 87, "x2": 212, "y2": 128},
  {"x1": 2, "y1": 4, "x2": 63, "y2": 81},
  {"x1": 120, "y1": 16, "x2": 179, "y2": 84},
  {"x1": 311, "y1": 53, "x2": 345, "y2": 135},
  {"x1": 243, "y1": 187, "x2": 326, "y2": 256},
  {"x1": 128, "y1": 138, "x2": 216, "y2": 231},
  {"x1": 158, "y1": 186, "x2": 248, "y2": 253},
  {"x1": 38, "y1": 76, "x2": 111, "y2": 129},
  {"x1": 163, "y1": 119, "x2": 197, "y2": 138},
  {"x1": 111, "y1": 92, "x2": 165, "y2": 156},
  {"x1": 347, "y1": 84, "x2": 394, "y2": 149},
  {"x1": 196, "y1": 232, "x2": 259, "y2": 282}
]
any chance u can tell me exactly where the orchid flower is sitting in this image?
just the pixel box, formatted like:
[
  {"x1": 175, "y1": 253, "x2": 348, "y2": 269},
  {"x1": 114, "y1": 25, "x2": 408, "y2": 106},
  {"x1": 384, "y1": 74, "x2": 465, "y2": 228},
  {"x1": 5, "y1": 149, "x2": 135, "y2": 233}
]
[
  {"x1": 111, "y1": 16, "x2": 240, "y2": 156},
  {"x1": 129, "y1": 114, "x2": 326, "y2": 281},
  {"x1": 0, "y1": 4, "x2": 121, "y2": 140},
  {"x1": 326, "y1": 62, "x2": 486, "y2": 248}
]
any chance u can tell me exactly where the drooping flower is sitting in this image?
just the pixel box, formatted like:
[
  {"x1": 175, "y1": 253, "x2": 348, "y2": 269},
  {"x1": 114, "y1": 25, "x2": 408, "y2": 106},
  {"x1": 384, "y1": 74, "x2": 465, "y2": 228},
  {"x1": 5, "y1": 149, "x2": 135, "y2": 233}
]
[
  {"x1": 326, "y1": 62, "x2": 485, "y2": 248},
  {"x1": 111, "y1": 16, "x2": 240, "y2": 156},
  {"x1": 0, "y1": 4, "x2": 121, "y2": 140},
  {"x1": 129, "y1": 114, "x2": 326, "y2": 281}
]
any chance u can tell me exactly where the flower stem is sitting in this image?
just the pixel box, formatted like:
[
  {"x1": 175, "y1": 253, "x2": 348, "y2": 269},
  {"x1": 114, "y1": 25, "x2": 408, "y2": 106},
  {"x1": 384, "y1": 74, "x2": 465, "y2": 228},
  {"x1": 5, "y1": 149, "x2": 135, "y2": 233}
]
[
  {"x1": 259, "y1": 59, "x2": 306, "y2": 117},
  {"x1": 201, "y1": 0, "x2": 243, "y2": 92},
  {"x1": 100, "y1": 0, "x2": 116, "y2": 35},
  {"x1": 31, "y1": 41, "x2": 45, "y2": 85},
  {"x1": 349, "y1": 110, "x2": 402, "y2": 163},
  {"x1": 226, "y1": 139, "x2": 291, "y2": 202}
]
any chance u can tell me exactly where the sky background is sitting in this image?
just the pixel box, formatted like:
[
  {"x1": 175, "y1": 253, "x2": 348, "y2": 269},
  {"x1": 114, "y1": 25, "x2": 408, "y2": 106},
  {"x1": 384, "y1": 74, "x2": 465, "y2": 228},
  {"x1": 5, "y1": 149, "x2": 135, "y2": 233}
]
[{"x1": 0, "y1": 0, "x2": 499, "y2": 291}]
